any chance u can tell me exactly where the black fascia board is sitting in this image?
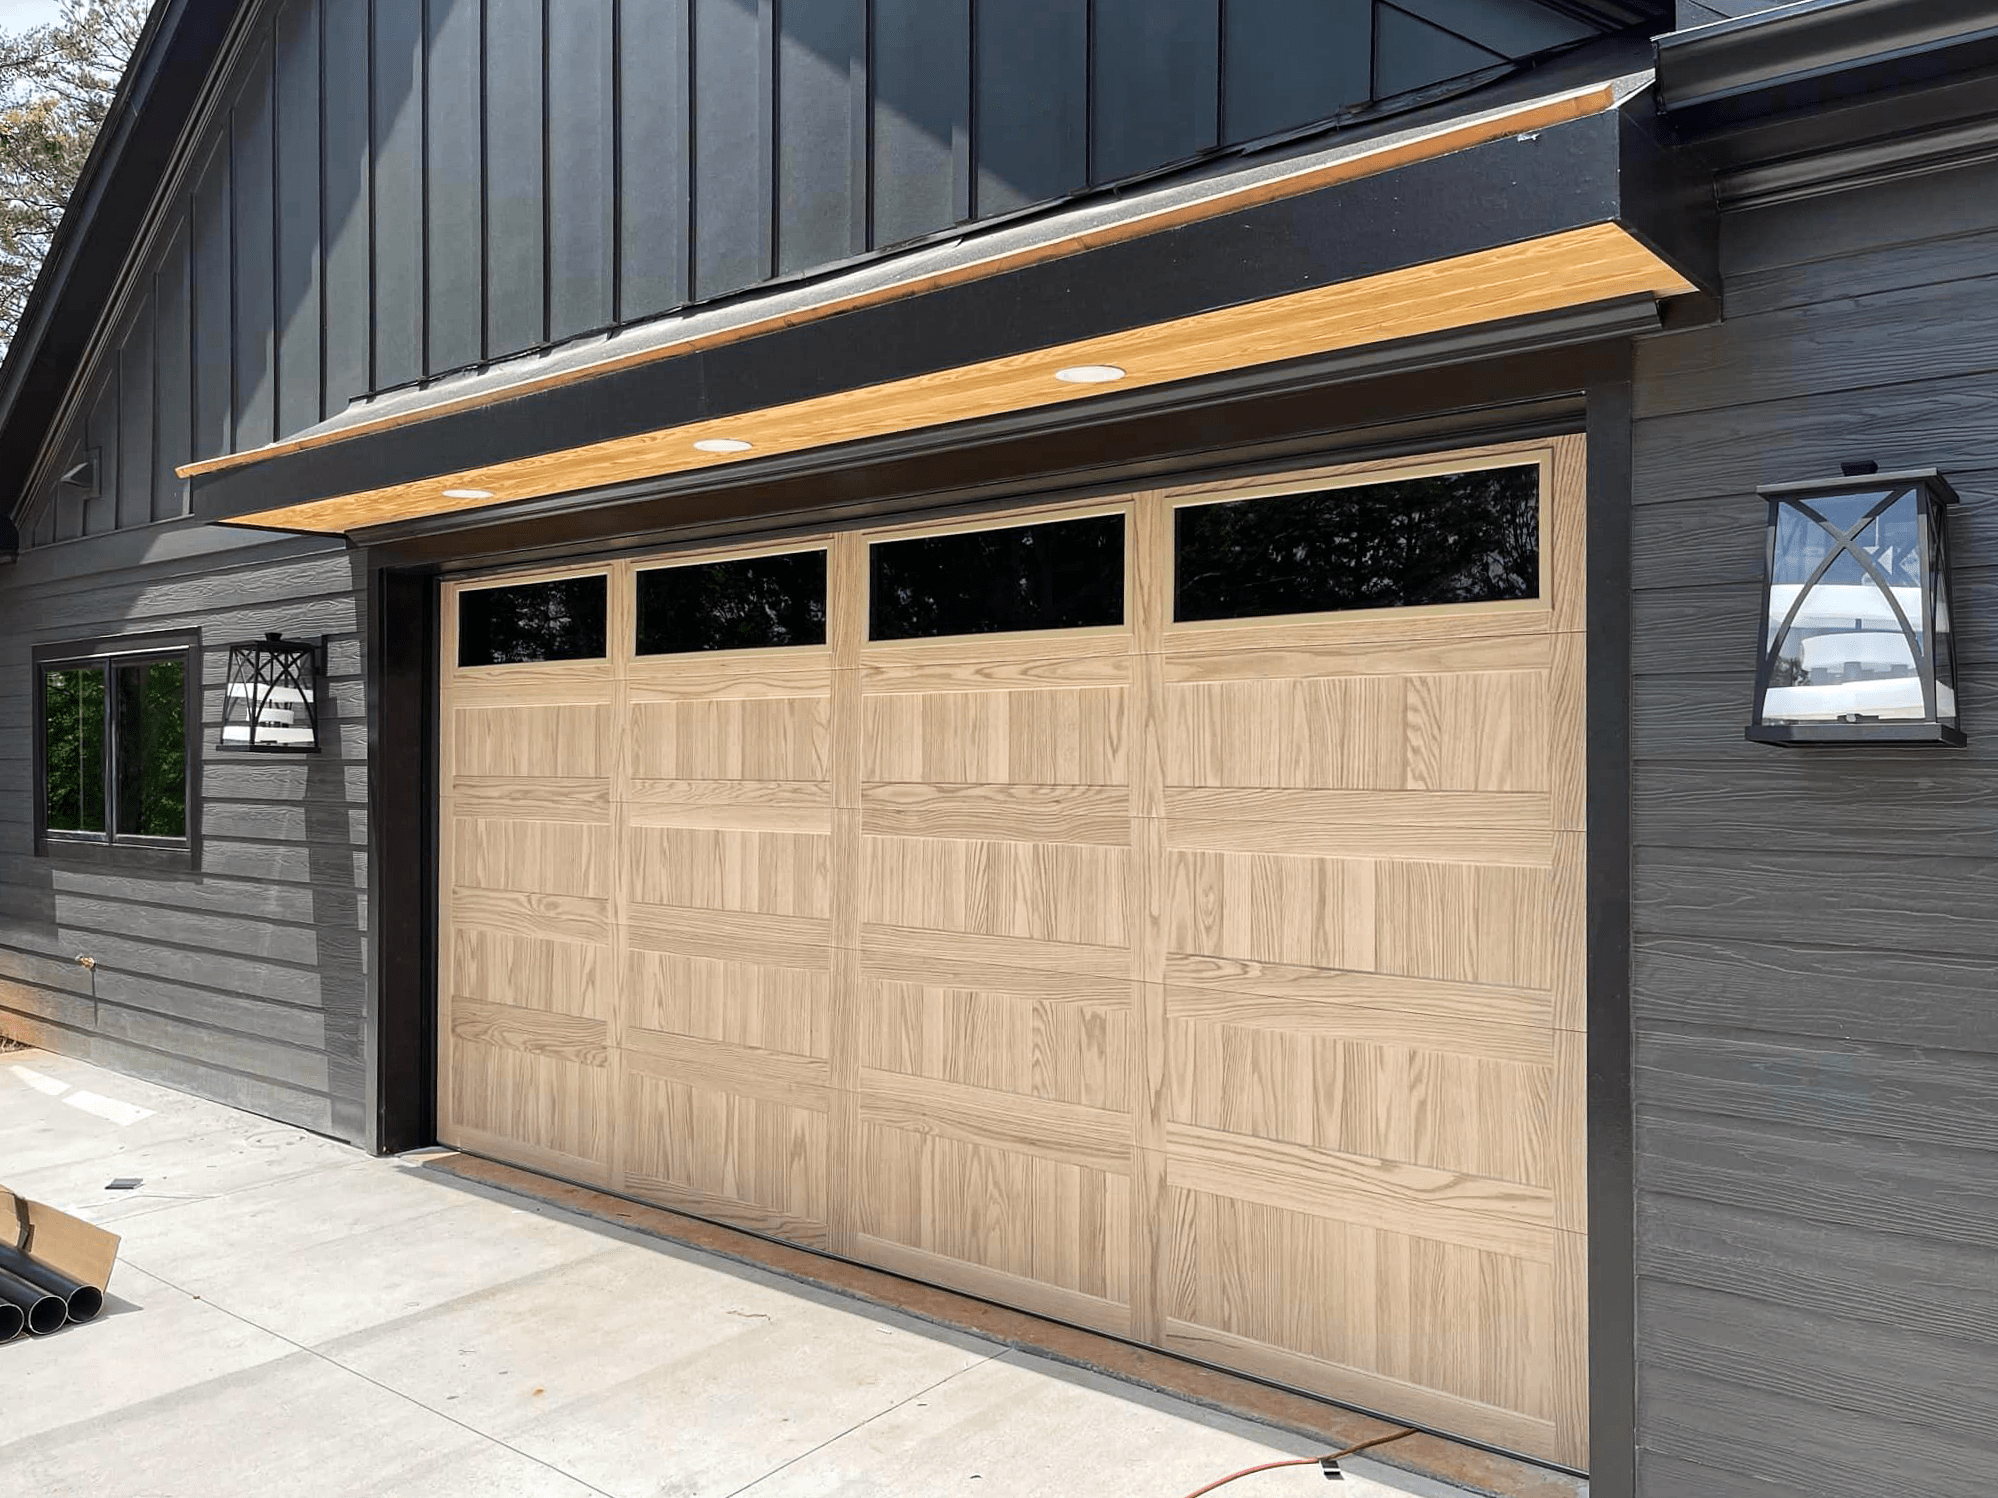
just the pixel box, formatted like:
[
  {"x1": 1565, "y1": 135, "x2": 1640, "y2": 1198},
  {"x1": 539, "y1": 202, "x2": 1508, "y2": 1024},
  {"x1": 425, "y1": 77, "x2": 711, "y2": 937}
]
[
  {"x1": 1657, "y1": 0, "x2": 1998, "y2": 138},
  {"x1": 0, "y1": 0, "x2": 248, "y2": 521},
  {"x1": 193, "y1": 102, "x2": 1712, "y2": 526}
]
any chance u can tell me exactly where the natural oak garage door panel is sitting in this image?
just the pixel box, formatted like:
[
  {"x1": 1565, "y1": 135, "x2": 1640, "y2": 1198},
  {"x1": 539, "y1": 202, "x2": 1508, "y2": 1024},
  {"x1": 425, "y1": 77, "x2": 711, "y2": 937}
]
[{"x1": 436, "y1": 437, "x2": 1589, "y2": 1467}]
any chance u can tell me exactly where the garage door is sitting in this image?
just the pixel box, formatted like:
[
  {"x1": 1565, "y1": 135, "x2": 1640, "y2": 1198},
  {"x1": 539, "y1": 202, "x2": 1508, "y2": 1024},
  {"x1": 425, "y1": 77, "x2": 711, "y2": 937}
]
[{"x1": 438, "y1": 436, "x2": 1589, "y2": 1467}]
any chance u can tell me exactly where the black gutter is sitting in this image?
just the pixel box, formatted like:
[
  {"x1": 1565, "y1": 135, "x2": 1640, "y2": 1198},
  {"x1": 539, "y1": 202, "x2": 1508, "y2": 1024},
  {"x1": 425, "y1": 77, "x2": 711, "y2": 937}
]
[
  {"x1": 1657, "y1": 0, "x2": 1998, "y2": 135},
  {"x1": 0, "y1": 0, "x2": 249, "y2": 521}
]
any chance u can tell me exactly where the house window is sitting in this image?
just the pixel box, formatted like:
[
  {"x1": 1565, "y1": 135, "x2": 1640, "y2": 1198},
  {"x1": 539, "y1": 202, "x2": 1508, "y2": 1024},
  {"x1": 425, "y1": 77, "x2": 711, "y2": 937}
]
[
  {"x1": 869, "y1": 514, "x2": 1126, "y2": 641},
  {"x1": 37, "y1": 640, "x2": 194, "y2": 861},
  {"x1": 457, "y1": 575, "x2": 608, "y2": 666},
  {"x1": 1173, "y1": 464, "x2": 1541, "y2": 623},
  {"x1": 637, "y1": 550, "x2": 828, "y2": 655}
]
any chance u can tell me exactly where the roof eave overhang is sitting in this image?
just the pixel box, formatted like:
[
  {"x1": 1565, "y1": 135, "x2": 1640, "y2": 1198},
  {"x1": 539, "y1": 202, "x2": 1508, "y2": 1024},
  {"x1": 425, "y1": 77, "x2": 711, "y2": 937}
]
[{"x1": 194, "y1": 93, "x2": 1714, "y2": 537}]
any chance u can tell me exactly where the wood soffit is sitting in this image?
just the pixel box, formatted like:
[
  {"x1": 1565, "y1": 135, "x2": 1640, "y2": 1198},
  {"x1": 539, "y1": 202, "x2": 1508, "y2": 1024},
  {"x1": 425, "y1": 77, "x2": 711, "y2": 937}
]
[{"x1": 201, "y1": 85, "x2": 1698, "y2": 536}]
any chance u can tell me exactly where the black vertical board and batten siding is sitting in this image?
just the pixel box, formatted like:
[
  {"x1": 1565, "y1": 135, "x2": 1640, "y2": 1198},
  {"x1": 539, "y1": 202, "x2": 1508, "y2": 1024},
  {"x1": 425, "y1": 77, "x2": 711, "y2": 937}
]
[
  {"x1": 1629, "y1": 160, "x2": 1998, "y2": 1497},
  {"x1": 0, "y1": 530, "x2": 370, "y2": 1143},
  {"x1": 18, "y1": 0, "x2": 1603, "y2": 547}
]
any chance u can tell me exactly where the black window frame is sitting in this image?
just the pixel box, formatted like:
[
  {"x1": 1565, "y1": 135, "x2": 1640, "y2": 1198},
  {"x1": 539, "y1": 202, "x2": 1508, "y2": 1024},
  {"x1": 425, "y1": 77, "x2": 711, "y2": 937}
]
[{"x1": 32, "y1": 629, "x2": 201, "y2": 872}]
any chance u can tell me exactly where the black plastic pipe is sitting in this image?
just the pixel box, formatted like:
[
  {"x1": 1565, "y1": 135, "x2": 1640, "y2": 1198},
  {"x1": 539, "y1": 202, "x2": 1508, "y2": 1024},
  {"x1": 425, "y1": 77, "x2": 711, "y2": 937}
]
[
  {"x1": 0, "y1": 1245, "x2": 103, "y2": 1324},
  {"x1": 0, "y1": 1300, "x2": 23, "y2": 1342},
  {"x1": 0, "y1": 1266, "x2": 65, "y2": 1336}
]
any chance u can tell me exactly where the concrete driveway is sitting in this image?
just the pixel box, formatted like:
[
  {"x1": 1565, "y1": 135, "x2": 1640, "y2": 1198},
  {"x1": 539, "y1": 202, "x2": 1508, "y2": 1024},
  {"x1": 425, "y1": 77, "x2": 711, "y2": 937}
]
[{"x1": 0, "y1": 1050, "x2": 1470, "y2": 1498}]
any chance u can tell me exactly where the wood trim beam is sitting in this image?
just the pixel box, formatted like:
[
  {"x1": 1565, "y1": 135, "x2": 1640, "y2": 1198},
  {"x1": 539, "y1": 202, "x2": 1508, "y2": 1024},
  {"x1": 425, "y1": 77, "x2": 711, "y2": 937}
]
[
  {"x1": 227, "y1": 224, "x2": 1688, "y2": 533},
  {"x1": 181, "y1": 83, "x2": 1620, "y2": 484}
]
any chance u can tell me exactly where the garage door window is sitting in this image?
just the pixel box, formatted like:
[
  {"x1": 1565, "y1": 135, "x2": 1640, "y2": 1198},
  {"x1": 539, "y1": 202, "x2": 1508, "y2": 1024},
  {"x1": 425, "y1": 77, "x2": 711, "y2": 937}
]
[
  {"x1": 869, "y1": 513, "x2": 1125, "y2": 641},
  {"x1": 457, "y1": 575, "x2": 608, "y2": 666},
  {"x1": 1174, "y1": 464, "x2": 1540, "y2": 623},
  {"x1": 637, "y1": 550, "x2": 828, "y2": 654}
]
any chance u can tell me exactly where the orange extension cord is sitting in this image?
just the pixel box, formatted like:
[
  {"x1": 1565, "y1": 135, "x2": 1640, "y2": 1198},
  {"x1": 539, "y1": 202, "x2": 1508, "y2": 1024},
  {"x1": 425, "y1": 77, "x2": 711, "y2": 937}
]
[{"x1": 1175, "y1": 1429, "x2": 1419, "y2": 1497}]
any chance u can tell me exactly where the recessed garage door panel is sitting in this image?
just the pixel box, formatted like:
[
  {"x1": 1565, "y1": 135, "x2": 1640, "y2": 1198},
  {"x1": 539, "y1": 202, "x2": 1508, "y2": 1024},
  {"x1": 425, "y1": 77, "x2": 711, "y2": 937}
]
[
  {"x1": 438, "y1": 439, "x2": 1588, "y2": 1468},
  {"x1": 616, "y1": 559, "x2": 838, "y2": 1244},
  {"x1": 440, "y1": 573, "x2": 618, "y2": 1186}
]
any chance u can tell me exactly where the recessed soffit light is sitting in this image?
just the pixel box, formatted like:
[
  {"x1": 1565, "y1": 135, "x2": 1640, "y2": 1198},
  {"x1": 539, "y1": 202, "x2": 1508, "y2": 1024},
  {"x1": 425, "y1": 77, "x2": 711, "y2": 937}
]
[
  {"x1": 1054, "y1": 364, "x2": 1127, "y2": 385},
  {"x1": 441, "y1": 487, "x2": 494, "y2": 500},
  {"x1": 694, "y1": 437, "x2": 754, "y2": 454}
]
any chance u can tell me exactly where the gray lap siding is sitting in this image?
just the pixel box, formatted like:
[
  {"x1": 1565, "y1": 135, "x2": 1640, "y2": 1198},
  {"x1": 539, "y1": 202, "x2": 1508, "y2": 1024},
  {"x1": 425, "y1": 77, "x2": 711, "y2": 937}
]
[
  {"x1": 1629, "y1": 158, "x2": 1998, "y2": 1498},
  {"x1": 0, "y1": 525, "x2": 369, "y2": 1143}
]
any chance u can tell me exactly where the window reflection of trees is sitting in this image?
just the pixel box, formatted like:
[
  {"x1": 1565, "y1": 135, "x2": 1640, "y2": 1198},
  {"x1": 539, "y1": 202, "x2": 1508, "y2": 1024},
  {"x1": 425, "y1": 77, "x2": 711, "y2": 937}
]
[
  {"x1": 42, "y1": 667, "x2": 106, "y2": 833},
  {"x1": 637, "y1": 552, "x2": 828, "y2": 654},
  {"x1": 870, "y1": 515, "x2": 1126, "y2": 641},
  {"x1": 1175, "y1": 466, "x2": 1541, "y2": 623},
  {"x1": 457, "y1": 577, "x2": 608, "y2": 665}
]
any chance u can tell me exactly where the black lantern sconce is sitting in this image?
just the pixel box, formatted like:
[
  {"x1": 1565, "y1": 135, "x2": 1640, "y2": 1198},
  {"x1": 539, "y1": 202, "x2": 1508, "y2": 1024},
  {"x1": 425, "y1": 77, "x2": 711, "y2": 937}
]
[
  {"x1": 220, "y1": 633, "x2": 322, "y2": 752},
  {"x1": 1748, "y1": 466, "x2": 1963, "y2": 746}
]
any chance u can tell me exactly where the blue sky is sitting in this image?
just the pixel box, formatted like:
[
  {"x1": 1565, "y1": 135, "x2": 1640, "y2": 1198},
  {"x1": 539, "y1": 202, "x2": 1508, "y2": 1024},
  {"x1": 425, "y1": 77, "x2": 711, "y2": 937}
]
[{"x1": 0, "y1": 0, "x2": 63, "y2": 32}]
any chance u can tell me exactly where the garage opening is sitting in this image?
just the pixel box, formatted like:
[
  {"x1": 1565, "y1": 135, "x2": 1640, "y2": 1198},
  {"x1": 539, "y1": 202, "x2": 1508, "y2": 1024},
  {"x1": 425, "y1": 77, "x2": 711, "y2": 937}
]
[{"x1": 437, "y1": 436, "x2": 1590, "y2": 1466}]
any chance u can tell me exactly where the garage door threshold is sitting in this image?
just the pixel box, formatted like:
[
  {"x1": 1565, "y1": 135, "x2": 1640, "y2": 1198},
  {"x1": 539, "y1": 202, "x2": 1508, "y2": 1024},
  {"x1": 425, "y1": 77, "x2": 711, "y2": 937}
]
[{"x1": 419, "y1": 1150, "x2": 1588, "y2": 1498}]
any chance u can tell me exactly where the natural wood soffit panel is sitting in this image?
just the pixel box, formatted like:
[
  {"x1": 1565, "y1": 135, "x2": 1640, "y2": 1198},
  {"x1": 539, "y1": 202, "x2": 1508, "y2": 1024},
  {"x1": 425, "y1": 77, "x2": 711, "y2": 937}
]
[
  {"x1": 227, "y1": 222, "x2": 1690, "y2": 535},
  {"x1": 186, "y1": 81, "x2": 1619, "y2": 488}
]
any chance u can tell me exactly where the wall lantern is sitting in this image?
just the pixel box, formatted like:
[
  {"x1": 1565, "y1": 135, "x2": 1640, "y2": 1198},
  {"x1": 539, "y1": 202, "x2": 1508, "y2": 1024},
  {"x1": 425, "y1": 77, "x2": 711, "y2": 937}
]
[
  {"x1": 220, "y1": 633, "x2": 322, "y2": 752},
  {"x1": 1748, "y1": 465, "x2": 1963, "y2": 746}
]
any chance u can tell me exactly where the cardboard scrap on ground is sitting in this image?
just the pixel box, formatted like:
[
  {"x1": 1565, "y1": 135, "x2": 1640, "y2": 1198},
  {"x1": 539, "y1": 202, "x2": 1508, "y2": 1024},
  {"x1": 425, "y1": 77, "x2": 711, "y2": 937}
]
[{"x1": 1, "y1": 1186, "x2": 120, "y2": 1291}]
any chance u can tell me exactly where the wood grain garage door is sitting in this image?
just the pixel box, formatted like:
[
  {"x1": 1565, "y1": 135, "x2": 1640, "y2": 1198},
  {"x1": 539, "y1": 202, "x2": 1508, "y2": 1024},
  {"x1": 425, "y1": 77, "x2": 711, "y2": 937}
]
[{"x1": 438, "y1": 436, "x2": 1589, "y2": 1467}]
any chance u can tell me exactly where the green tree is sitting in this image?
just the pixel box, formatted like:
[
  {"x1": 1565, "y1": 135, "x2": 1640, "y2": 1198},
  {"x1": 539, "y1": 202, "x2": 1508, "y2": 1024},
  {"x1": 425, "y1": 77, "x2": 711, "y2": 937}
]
[{"x1": 0, "y1": 0, "x2": 149, "y2": 358}]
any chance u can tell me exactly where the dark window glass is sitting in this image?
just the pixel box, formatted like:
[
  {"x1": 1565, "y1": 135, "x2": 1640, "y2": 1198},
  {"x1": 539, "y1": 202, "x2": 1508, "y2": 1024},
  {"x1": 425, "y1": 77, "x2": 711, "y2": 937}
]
[
  {"x1": 115, "y1": 660, "x2": 187, "y2": 838},
  {"x1": 458, "y1": 575, "x2": 608, "y2": 666},
  {"x1": 870, "y1": 514, "x2": 1125, "y2": 641},
  {"x1": 636, "y1": 551, "x2": 828, "y2": 655},
  {"x1": 42, "y1": 666, "x2": 106, "y2": 833},
  {"x1": 1174, "y1": 466, "x2": 1541, "y2": 623}
]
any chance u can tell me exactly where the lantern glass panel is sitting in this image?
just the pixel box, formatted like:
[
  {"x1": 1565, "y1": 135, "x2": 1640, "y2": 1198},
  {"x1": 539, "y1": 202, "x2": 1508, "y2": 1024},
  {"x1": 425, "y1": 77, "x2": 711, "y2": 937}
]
[
  {"x1": 1762, "y1": 490, "x2": 1929, "y2": 725},
  {"x1": 1930, "y1": 509, "x2": 1959, "y2": 727}
]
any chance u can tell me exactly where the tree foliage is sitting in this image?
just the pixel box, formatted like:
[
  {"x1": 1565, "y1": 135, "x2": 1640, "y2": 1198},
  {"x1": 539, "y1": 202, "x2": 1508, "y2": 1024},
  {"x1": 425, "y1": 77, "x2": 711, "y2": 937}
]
[{"x1": 0, "y1": 0, "x2": 149, "y2": 358}]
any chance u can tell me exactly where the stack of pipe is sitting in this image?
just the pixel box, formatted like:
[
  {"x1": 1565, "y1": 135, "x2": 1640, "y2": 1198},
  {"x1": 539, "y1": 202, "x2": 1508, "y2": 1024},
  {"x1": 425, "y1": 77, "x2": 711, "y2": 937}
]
[{"x1": 0, "y1": 1242, "x2": 103, "y2": 1340}]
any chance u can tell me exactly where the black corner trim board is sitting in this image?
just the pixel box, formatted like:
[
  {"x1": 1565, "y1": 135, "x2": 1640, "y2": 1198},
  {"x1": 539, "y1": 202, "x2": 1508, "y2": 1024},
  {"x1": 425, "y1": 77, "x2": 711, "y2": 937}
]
[{"x1": 192, "y1": 103, "x2": 1710, "y2": 526}]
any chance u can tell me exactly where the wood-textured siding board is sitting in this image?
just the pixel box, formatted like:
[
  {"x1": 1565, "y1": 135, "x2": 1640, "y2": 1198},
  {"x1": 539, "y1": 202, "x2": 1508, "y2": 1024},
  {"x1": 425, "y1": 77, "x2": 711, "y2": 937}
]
[{"x1": 1636, "y1": 934, "x2": 1998, "y2": 1056}]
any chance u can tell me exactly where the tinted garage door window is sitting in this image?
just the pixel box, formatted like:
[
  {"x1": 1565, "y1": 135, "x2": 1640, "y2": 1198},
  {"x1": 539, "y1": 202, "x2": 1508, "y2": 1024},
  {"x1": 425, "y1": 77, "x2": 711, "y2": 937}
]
[
  {"x1": 457, "y1": 575, "x2": 609, "y2": 666},
  {"x1": 1174, "y1": 465, "x2": 1540, "y2": 623},
  {"x1": 869, "y1": 513, "x2": 1125, "y2": 640}
]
